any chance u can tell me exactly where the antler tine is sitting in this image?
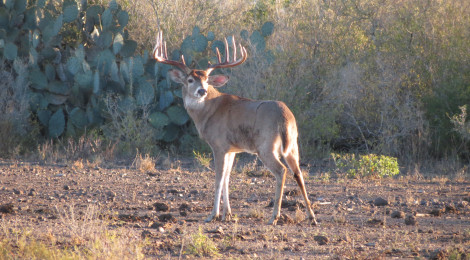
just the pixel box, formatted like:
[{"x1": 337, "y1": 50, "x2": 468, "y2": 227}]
[
  {"x1": 224, "y1": 37, "x2": 230, "y2": 63},
  {"x1": 232, "y1": 36, "x2": 237, "y2": 62},
  {"x1": 215, "y1": 47, "x2": 222, "y2": 64},
  {"x1": 207, "y1": 36, "x2": 248, "y2": 74},
  {"x1": 153, "y1": 31, "x2": 190, "y2": 74}
]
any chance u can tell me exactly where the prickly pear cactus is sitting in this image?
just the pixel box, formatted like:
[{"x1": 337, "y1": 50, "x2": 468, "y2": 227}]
[{"x1": 0, "y1": 0, "x2": 276, "y2": 151}]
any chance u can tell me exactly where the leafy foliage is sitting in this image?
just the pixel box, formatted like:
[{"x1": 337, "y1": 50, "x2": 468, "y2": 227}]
[
  {"x1": 1, "y1": 0, "x2": 469, "y2": 161},
  {"x1": 185, "y1": 227, "x2": 220, "y2": 257},
  {"x1": 331, "y1": 153, "x2": 400, "y2": 179}
]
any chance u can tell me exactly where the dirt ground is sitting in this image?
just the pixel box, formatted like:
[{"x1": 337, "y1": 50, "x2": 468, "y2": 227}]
[{"x1": 0, "y1": 159, "x2": 469, "y2": 259}]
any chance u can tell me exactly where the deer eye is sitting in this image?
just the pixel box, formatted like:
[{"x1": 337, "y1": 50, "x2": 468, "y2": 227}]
[{"x1": 188, "y1": 78, "x2": 194, "y2": 83}]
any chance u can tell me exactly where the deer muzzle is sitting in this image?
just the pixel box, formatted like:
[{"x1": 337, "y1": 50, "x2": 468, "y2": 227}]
[{"x1": 197, "y1": 88, "x2": 207, "y2": 97}]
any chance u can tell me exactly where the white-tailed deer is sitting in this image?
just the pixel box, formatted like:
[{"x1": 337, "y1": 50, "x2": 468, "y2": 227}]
[{"x1": 153, "y1": 32, "x2": 317, "y2": 225}]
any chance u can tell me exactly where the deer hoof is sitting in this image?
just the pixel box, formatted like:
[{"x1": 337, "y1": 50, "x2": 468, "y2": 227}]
[
  {"x1": 267, "y1": 217, "x2": 278, "y2": 226},
  {"x1": 221, "y1": 213, "x2": 232, "y2": 222},
  {"x1": 309, "y1": 217, "x2": 319, "y2": 226},
  {"x1": 204, "y1": 214, "x2": 219, "y2": 223}
]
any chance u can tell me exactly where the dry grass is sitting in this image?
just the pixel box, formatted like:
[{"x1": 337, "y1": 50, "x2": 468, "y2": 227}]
[
  {"x1": 0, "y1": 205, "x2": 146, "y2": 259},
  {"x1": 132, "y1": 152, "x2": 157, "y2": 173}
]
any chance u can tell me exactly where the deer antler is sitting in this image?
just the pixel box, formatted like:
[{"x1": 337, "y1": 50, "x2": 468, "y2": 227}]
[
  {"x1": 153, "y1": 31, "x2": 191, "y2": 74},
  {"x1": 206, "y1": 36, "x2": 247, "y2": 75}
]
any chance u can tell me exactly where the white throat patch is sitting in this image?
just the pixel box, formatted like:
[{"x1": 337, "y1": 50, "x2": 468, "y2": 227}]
[{"x1": 184, "y1": 96, "x2": 206, "y2": 110}]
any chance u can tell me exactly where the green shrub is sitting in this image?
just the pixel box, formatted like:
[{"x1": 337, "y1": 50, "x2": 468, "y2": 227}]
[
  {"x1": 185, "y1": 227, "x2": 220, "y2": 257},
  {"x1": 331, "y1": 153, "x2": 400, "y2": 179}
]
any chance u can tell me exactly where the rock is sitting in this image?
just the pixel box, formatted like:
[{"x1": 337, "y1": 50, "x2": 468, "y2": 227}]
[
  {"x1": 141, "y1": 230, "x2": 153, "y2": 239},
  {"x1": 267, "y1": 199, "x2": 304, "y2": 209},
  {"x1": 207, "y1": 226, "x2": 224, "y2": 234},
  {"x1": 149, "y1": 221, "x2": 163, "y2": 229},
  {"x1": 106, "y1": 191, "x2": 116, "y2": 199},
  {"x1": 314, "y1": 235, "x2": 329, "y2": 245},
  {"x1": 158, "y1": 213, "x2": 177, "y2": 223},
  {"x1": 154, "y1": 202, "x2": 170, "y2": 212},
  {"x1": 391, "y1": 210, "x2": 405, "y2": 219},
  {"x1": 405, "y1": 214, "x2": 417, "y2": 225},
  {"x1": 374, "y1": 197, "x2": 389, "y2": 206},
  {"x1": 167, "y1": 189, "x2": 179, "y2": 194},
  {"x1": 457, "y1": 201, "x2": 468, "y2": 208},
  {"x1": 12, "y1": 189, "x2": 23, "y2": 195},
  {"x1": 367, "y1": 218, "x2": 384, "y2": 226},
  {"x1": 276, "y1": 214, "x2": 294, "y2": 225},
  {"x1": 429, "y1": 248, "x2": 448, "y2": 260},
  {"x1": 179, "y1": 203, "x2": 192, "y2": 212},
  {"x1": 28, "y1": 189, "x2": 36, "y2": 196},
  {"x1": 0, "y1": 203, "x2": 15, "y2": 214},
  {"x1": 429, "y1": 208, "x2": 445, "y2": 216},
  {"x1": 284, "y1": 190, "x2": 300, "y2": 197},
  {"x1": 445, "y1": 204, "x2": 457, "y2": 214}
]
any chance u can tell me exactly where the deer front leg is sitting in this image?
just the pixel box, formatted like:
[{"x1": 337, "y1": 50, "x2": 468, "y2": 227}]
[
  {"x1": 221, "y1": 153, "x2": 236, "y2": 221},
  {"x1": 205, "y1": 151, "x2": 226, "y2": 222}
]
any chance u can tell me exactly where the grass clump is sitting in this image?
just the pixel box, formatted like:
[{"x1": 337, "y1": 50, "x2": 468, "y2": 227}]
[
  {"x1": 185, "y1": 226, "x2": 220, "y2": 257},
  {"x1": 132, "y1": 151, "x2": 157, "y2": 173},
  {"x1": 193, "y1": 150, "x2": 212, "y2": 171},
  {"x1": 0, "y1": 205, "x2": 146, "y2": 260},
  {"x1": 331, "y1": 153, "x2": 400, "y2": 179}
]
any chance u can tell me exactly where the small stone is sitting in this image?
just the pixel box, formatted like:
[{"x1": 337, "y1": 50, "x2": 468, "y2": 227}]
[
  {"x1": 207, "y1": 226, "x2": 224, "y2": 234},
  {"x1": 141, "y1": 230, "x2": 152, "y2": 239},
  {"x1": 457, "y1": 201, "x2": 468, "y2": 208},
  {"x1": 12, "y1": 189, "x2": 23, "y2": 195},
  {"x1": 429, "y1": 208, "x2": 445, "y2": 216},
  {"x1": 63, "y1": 185, "x2": 70, "y2": 190},
  {"x1": 28, "y1": 189, "x2": 36, "y2": 196},
  {"x1": 374, "y1": 197, "x2": 389, "y2": 206},
  {"x1": 430, "y1": 248, "x2": 448, "y2": 260},
  {"x1": 405, "y1": 214, "x2": 417, "y2": 225},
  {"x1": 0, "y1": 203, "x2": 15, "y2": 214},
  {"x1": 367, "y1": 218, "x2": 384, "y2": 226},
  {"x1": 276, "y1": 214, "x2": 294, "y2": 225},
  {"x1": 314, "y1": 235, "x2": 329, "y2": 245},
  {"x1": 158, "y1": 213, "x2": 177, "y2": 223},
  {"x1": 391, "y1": 210, "x2": 405, "y2": 219},
  {"x1": 445, "y1": 204, "x2": 457, "y2": 214},
  {"x1": 154, "y1": 202, "x2": 170, "y2": 212},
  {"x1": 149, "y1": 222, "x2": 162, "y2": 229}
]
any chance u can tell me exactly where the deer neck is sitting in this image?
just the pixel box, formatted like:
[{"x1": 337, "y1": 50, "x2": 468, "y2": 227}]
[{"x1": 183, "y1": 86, "x2": 223, "y2": 137}]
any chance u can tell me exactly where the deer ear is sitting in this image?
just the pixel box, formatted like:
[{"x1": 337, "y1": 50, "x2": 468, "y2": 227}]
[
  {"x1": 208, "y1": 75, "x2": 229, "y2": 87},
  {"x1": 168, "y1": 69, "x2": 186, "y2": 84}
]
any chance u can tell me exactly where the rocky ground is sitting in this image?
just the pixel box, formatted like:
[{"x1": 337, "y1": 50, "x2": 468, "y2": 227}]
[{"x1": 0, "y1": 159, "x2": 469, "y2": 259}]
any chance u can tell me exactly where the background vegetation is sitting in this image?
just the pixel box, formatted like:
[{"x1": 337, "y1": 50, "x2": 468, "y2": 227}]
[{"x1": 1, "y1": 0, "x2": 469, "y2": 169}]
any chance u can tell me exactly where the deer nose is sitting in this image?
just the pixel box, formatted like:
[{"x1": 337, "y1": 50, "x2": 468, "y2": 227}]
[{"x1": 197, "y1": 88, "x2": 207, "y2": 96}]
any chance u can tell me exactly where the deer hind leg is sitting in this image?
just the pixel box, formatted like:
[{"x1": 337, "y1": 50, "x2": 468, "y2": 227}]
[
  {"x1": 259, "y1": 152, "x2": 287, "y2": 225},
  {"x1": 284, "y1": 145, "x2": 318, "y2": 225},
  {"x1": 221, "y1": 152, "x2": 236, "y2": 221}
]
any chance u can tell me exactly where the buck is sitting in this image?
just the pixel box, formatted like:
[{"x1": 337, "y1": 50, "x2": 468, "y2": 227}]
[{"x1": 153, "y1": 32, "x2": 318, "y2": 225}]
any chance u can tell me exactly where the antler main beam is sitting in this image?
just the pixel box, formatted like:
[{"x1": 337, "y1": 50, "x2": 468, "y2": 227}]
[
  {"x1": 153, "y1": 31, "x2": 247, "y2": 75},
  {"x1": 206, "y1": 36, "x2": 247, "y2": 75},
  {"x1": 153, "y1": 31, "x2": 190, "y2": 74}
]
